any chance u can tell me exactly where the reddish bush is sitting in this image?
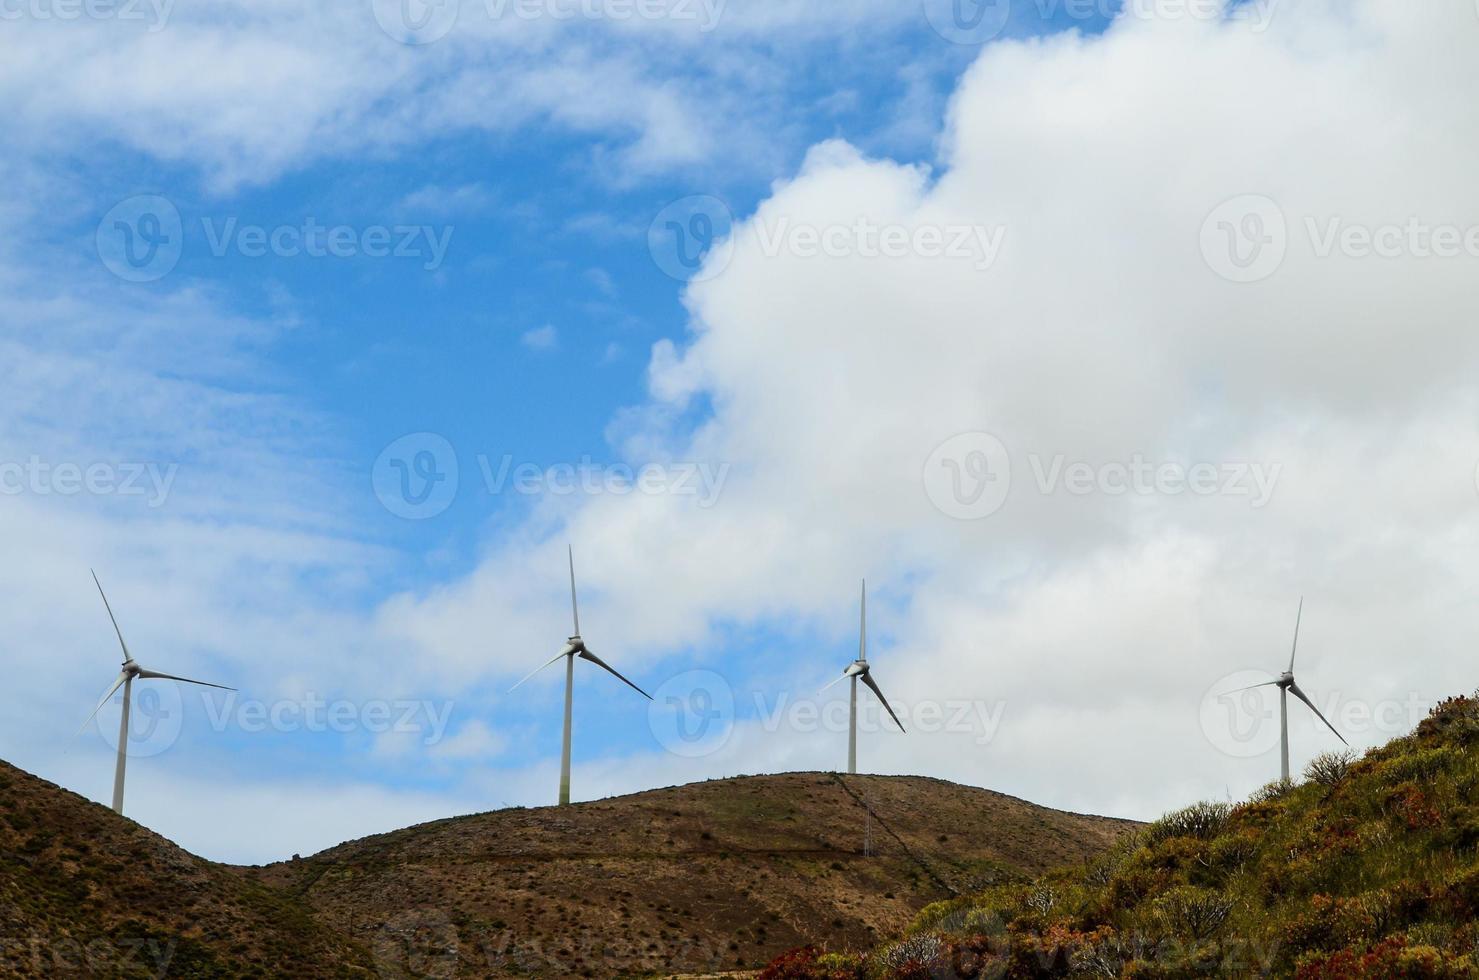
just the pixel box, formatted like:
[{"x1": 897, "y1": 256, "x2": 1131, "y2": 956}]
[
  {"x1": 758, "y1": 945, "x2": 861, "y2": 980},
  {"x1": 1296, "y1": 937, "x2": 1472, "y2": 979}
]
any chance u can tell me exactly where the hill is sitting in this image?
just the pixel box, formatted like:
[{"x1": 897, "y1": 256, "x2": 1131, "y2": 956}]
[
  {"x1": 0, "y1": 763, "x2": 1136, "y2": 978},
  {"x1": 0, "y1": 760, "x2": 371, "y2": 978},
  {"x1": 762, "y1": 695, "x2": 1479, "y2": 979},
  {"x1": 249, "y1": 772, "x2": 1136, "y2": 978}
]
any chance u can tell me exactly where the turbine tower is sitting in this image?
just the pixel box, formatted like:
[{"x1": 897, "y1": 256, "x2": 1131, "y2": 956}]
[
  {"x1": 77, "y1": 571, "x2": 235, "y2": 815},
  {"x1": 510, "y1": 547, "x2": 652, "y2": 806},
  {"x1": 1226, "y1": 597, "x2": 1346, "y2": 782},
  {"x1": 822, "y1": 580, "x2": 904, "y2": 774}
]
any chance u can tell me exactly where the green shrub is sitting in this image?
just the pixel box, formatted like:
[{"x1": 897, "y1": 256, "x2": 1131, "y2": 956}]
[
  {"x1": 1306, "y1": 750, "x2": 1358, "y2": 788},
  {"x1": 1144, "y1": 802, "x2": 1232, "y2": 847}
]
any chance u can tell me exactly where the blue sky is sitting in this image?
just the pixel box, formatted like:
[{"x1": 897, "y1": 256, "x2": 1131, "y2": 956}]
[{"x1": 7, "y1": 0, "x2": 1479, "y2": 864}]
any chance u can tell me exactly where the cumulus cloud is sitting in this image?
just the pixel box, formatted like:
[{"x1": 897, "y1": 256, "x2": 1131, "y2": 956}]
[{"x1": 386, "y1": 0, "x2": 1479, "y2": 819}]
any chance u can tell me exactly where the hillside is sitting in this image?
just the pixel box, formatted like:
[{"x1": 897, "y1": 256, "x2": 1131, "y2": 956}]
[
  {"x1": 0, "y1": 765, "x2": 1135, "y2": 979},
  {"x1": 248, "y1": 772, "x2": 1135, "y2": 978},
  {"x1": 0, "y1": 760, "x2": 371, "y2": 978},
  {"x1": 763, "y1": 695, "x2": 1479, "y2": 979}
]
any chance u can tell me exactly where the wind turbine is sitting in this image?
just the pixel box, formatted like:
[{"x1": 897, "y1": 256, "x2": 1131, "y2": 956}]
[
  {"x1": 510, "y1": 547, "x2": 652, "y2": 806},
  {"x1": 77, "y1": 571, "x2": 236, "y2": 815},
  {"x1": 822, "y1": 580, "x2": 905, "y2": 774},
  {"x1": 1225, "y1": 597, "x2": 1346, "y2": 783}
]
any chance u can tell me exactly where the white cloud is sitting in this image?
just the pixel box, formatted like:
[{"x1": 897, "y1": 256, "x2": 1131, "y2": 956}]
[
  {"x1": 382, "y1": 0, "x2": 1479, "y2": 819},
  {"x1": 0, "y1": 0, "x2": 925, "y2": 191},
  {"x1": 521, "y1": 323, "x2": 559, "y2": 350}
]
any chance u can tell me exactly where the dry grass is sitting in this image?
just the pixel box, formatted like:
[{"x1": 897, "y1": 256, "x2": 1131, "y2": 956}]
[{"x1": 0, "y1": 764, "x2": 1136, "y2": 978}]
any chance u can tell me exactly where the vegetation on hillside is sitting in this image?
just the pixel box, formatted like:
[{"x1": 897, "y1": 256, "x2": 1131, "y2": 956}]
[
  {"x1": 0, "y1": 762, "x2": 373, "y2": 978},
  {"x1": 761, "y1": 694, "x2": 1479, "y2": 979}
]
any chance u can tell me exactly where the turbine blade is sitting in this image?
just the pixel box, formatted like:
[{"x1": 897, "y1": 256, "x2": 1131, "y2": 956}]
[
  {"x1": 1222, "y1": 680, "x2": 1281, "y2": 696},
  {"x1": 1289, "y1": 681, "x2": 1347, "y2": 745},
  {"x1": 91, "y1": 569, "x2": 132, "y2": 662},
  {"x1": 74, "y1": 671, "x2": 129, "y2": 739},
  {"x1": 135, "y1": 669, "x2": 235, "y2": 692},
  {"x1": 577, "y1": 648, "x2": 652, "y2": 700},
  {"x1": 859, "y1": 579, "x2": 867, "y2": 663},
  {"x1": 860, "y1": 672, "x2": 905, "y2": 733},
  {"x1": 1288, "y1": 596, "x2": 1304, "y2": 672},
  {"x1": 568, "y1": 545, "x2": 580, "y2": 636},
  {"x1": 819, "y1": 671, "x2": 850, "y2": 695},
  {"x1": 509, "y1": 645, "x2": 575, "y2": 693}
]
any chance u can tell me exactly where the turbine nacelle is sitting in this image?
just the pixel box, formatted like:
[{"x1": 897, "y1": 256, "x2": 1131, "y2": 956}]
[{"x1": 844, "y1": 660, "x2": 868, "y2": 678}]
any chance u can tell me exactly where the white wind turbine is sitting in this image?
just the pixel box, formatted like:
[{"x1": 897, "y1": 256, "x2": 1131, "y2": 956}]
[
  {"x1": 822, "y1": 580, "x2": 905, "y2": 774},
  {"x1": 77, "y1": 571, "x2": 236, "y2": 815},
  {"x1": 1225, "y1": 597, "x2": 1347, "y2": 783},
  {"x1": 510, "y1": 547, "x2": 652, "y2": 806}
]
